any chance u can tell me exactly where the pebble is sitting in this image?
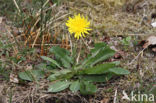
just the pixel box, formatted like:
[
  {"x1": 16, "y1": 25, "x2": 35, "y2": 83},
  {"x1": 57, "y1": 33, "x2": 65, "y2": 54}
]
[{"x1": 151, "y1": 22, "x2": 156, "y2": 27}]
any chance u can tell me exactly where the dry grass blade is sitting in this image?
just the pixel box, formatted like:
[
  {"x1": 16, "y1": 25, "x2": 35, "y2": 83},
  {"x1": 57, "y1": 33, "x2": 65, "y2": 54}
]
[
  {"x1": 32, "y1": 29, "x2": 40, "y2": 48},
  {"x1": 80, "y1": 0, "x2": 98, "y2": 11},
  {"x1": 41, "y1": 35, "x2": 45, "y2": 55},
  {"x1": 12, "y1": 0, "x2": 21, "y2": 13},
  {"x1": 24, "y1": 31, "x2": 36, "y2": 46}
]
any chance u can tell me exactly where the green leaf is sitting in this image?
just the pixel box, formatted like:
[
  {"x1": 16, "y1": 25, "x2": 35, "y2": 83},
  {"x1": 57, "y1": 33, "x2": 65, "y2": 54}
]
[
  {"x1": 80, "y1": 81, "x2": 97, "y2": 95},
  {"x1": 121, "y1": 36, "x2": 131, "y2": 45},
  {"x1": 41, "y1": 56, "x2": 61, "y2": 69},
  {"x1": 83, "y1": 43, "x2": 115, "y2": 67},
  {"x1": 126, "y1": 36, "x2": 131, "y2": 41},
  {"x1": 108, "y1": 67, "x2": 130, "y2": 75},
  {"x1": 48, "y1": 81, "x2": 71, "y2": 92},
  {"x1": 90, "y1": 43, "x2": 107, "y2": 52},
  {"x1": 71, "y1": 47, "x2": 77, "y2": 63},
  {"x1": 19, "y1": 71, "x2": 32, "y2": 81},
  {"x1": 80, "y1": 63, "x2": 116, "y2": 75},
  {"x1": 35, "y1": 63, "x2": 47, "y2": 70},
  {"x1": 112, "y1": 61, "x2": 120, "y2": 66},
  {"x1": 82, "y1": 74, "x2": 113, "y2": 82},
  {"x1": 86, "y1": 48, "x2": 115, "y2": 67},
  {"x1": 50, "y1": 46, "x2": 72, "y2": 68},
  {"x1": 18, "y1": 70, "x2": 45, "y2": 81},
  {"x1": 48, "y1": 69, "x2": 71, "y2": 81},
  {"x1": 151, "y1": 86, "x2": 156, "y2": 96},
  {"x1": 70, "y1": 81, "x2": 80, "y2": 93},
  {"x1": 47, "y1": 73, "x2": 60, "y2": 81}
]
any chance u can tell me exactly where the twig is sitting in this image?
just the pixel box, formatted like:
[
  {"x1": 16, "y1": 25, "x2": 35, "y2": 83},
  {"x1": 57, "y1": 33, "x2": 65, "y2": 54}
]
[
  {"x1": 29, "y1": 44, "x2": 61, "y2": 46},
  {"x1": 69, "y1": 35, "x2": 73, "y2": 54},
  {"x1": 32, "y1": 29, "x2": 40, "y2": 48},
  {"x1": 113, "y1": 89, "x2": 118, "y2": 103},
  {"x1": 76, "y1": 40, "x2": 82, "y2": 64},
  {"x1": 41, "y1": 35, "x2": 45, "y2": 55},
  {"x1": 24, "y1": 32, "x2": 36, "y2": 45},
  {"x1": 12, "y1": 0, "x2": 21, "y2": 13},
  {"x1": 127, "y1": 33, "x2": 155, "y2": 36},
  {"x1": 129, "y1": 48, "x2": 146, "y2": 65},
  {"x1": 36, "y1": 0, "x2": 49, "y2": 17}
]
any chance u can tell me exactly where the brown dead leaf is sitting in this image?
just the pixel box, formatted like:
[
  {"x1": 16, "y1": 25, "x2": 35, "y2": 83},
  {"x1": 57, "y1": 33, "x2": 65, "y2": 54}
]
[
  {"x1": 0, "y1": 17, "x2": 6, "y2": 24},
  {"x1": 100, "y1": 98, "x2": 109, "y2": 103},
  {"x1": 147, "y1": 36, "x2": 156, "y2": 45},
  {"x1": 143, "y1": 36, "x2": 156, "y2": 49},
  {"x1": 103, "y1": 36, "x2": 110, "y2": 42},
  {"x1": 114, "y1": 50, "x2": 126, "y2": 59},
  {"x1": 154, "y1": 57, "x2": 156, "y2": 62},
  {"x1": 152, "y1": 47, "x2": 156, "y2": 52},
  {"x1": 10, "y1": 73, "x2": 19, "y2": 83},
  {"x1": 26, "y1": 64, "x2": 33, "y2": 70}
]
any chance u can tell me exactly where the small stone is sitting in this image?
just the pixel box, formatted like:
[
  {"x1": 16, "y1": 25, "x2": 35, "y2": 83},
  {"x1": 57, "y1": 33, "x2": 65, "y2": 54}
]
[{"x1": 151, "y1": 22, "x2": 156, "y2": 27}]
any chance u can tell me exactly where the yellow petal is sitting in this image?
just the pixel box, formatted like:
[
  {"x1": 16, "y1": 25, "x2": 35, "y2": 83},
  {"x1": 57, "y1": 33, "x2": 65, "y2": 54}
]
[{"x1": 66, "y1": 14, "x2": 92, "y2": 40}]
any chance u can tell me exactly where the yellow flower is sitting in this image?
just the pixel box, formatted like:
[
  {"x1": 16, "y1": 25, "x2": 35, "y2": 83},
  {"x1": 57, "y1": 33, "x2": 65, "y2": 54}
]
[{"x1": 66, "y1": 14, "x2": 92, "y2": 39}]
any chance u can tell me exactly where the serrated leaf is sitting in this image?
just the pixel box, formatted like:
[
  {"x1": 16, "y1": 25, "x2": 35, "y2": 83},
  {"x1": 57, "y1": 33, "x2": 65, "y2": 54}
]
[
  {"x1": 50, "y1": 46, "x2": 72, "y2": 68},
  {"x1": 82, "y1": 74, "x2": 113, "y2": 82},
  {"x1": 48, "y1": 81, "x2": 71, "y2": 92},
  {"x1": 70, "y1": 81, "x2": 80, "y2": 93},
  {"x1": 80, "y1": 81, "x2": 97, "y2": 95},
  {"x1": 109, "y1": 67, "x2": 130, "y2": 75},
  {"x1": 41, "y1": 56, "x2": 61, "y2": 69},
  {"x1": 18, "y1": 70, "x2": 45, "y2": 81},
  {"x1": 80, "y1": 63, "x2": 116, "y2": 75}
]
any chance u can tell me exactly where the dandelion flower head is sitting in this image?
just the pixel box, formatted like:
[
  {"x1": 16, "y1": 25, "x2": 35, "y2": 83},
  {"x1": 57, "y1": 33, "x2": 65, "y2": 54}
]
[{"x1": 66, "y1": 14, "x2": 91, "y2": 39}]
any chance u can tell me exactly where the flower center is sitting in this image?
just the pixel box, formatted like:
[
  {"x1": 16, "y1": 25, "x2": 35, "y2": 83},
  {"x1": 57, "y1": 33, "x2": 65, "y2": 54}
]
[{"x1": 72, "y1": 20, "x2": 85, "y2": 33}]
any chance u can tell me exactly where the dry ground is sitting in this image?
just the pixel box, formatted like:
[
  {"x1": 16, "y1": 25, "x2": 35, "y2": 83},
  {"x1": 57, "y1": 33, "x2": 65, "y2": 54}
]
[{"x1": 0, "y1": 0, "x2": 156, "y2": 103}]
